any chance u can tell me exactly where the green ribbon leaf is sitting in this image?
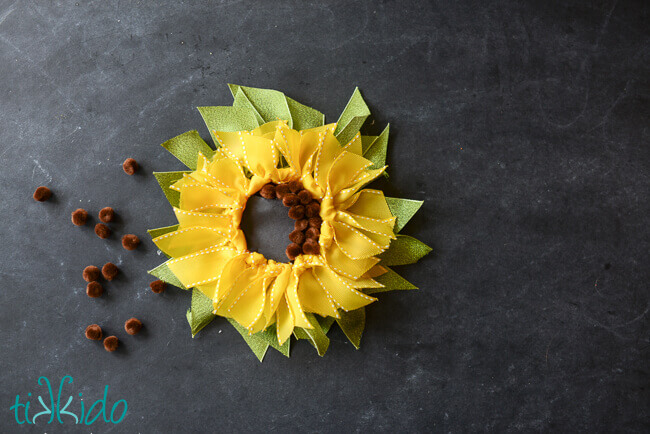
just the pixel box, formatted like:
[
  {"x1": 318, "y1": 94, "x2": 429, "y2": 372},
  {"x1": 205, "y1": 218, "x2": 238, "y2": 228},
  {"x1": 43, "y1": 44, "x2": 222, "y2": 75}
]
[
  {"x1": 293, "y1": 313, "x2": 330, "y2": 356},
  {"x1": 335, "y1": 87, "x2": 371, "y2": 146},
  {"x1": 317, "y1": 316, "x2": 336, "y2": 334},
  {"x1": 336, "y1": 308, "x2": 365, "y2": 349},
  {"x1": 153, "y1": 171, "x2": 190, "y2": 208},
  {"x1": 365, "y1": 267, "x2": 418, "y2": 294},
  {"x1": 187, "y1": 288, "x2": 217, "y2": 337},
  {"x1": 385, "y1": 197, "x2": 424, "y2": 232},
  {"x1": 147, "y1": 224, "x2": 179, "y2": 239},
  {"x1": 148, "y1": 261, "x2": 187, "y2": 290},
  {"x1": 286, "y1": 96, "x2": 325, "y2": 130},
  {"x1": 379, "y1": 235, "x2": 432, "y2": 266},
  {"x1": 197, "y1": 106, "x2": 260, "y2": 146},
  {"x1": 161, "y1": 130, "x2": 214, "y2": 170},
  {"x1": 232, "y1": 88, "x2": 265, "y2": 125},
  {"x1": 363, "y1": 124, "x2": 389, "y2": 169},
  {"x1": 361, "y1": 135, "x2": 378, "y2": 154},
  {"x1": 254, "y1": 324, "x2": 290, "y2": 357},
  {"x1": 227, "y1": 319, "x2": 270, "y2": 362},
  {"x1": 227, "y1": 84, "x2": 293, "y2": 128}
]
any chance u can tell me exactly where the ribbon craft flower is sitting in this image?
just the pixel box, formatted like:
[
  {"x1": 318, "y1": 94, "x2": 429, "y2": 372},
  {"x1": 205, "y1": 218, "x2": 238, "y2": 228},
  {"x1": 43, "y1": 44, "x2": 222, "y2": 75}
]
[{"x1": 150, "y1": 85, "x2": 431, "y2": 360}]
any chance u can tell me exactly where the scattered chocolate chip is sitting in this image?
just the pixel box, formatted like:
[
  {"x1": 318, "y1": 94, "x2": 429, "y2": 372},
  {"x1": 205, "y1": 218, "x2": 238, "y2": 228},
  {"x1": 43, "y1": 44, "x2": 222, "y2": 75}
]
[
  {"x1": 285, "y1": 243, "x2": 302, "y2": 261},
  {"x1": 33, "y1": 186, "x2": 52, "y2": 202},
  {"x1": 122, "y1": 234, "x2": 140, "y2": 250},
  {"x1": 86, "y1": 281, "x2": 104, "y2": 298},
  {"x1": 98, "y1": 207, "x2": 115, "y2": 223},
  {"x1": 102, "y1": 262, "x2": 119, "y2": 281},
  {"x1": 294, "y1": 219, "x2": 309, "y2": 231},
  {"x1": 150, "y1": 280, "x2": 166, "y2": 294},
  {"x1": 71, "y1": 208, "x2": 88, "y2": 226},
  {"x1": 306, "y1": 201, "x2": 320, "y2": 218},
  {"x1": 302, "y1": 239, "x2": 320, "y2": 255},
  {"x1": 94, "y1": 223, "x2": 111, "y2": 239},
  {"x1": 282, "y1": 193, "x2": 299, "y2": 207},
  {"x1": 308, "y1": 216, "x2": 322, "y2": 228},
  {"x1": 288, "y1": 180, "x2": 302, "y2": 193},
  {"x1": 103, "y1": 336, "x2": 119, "y2": 352},
  {"x1": 260, "y1": 184, "x2": 276, "y2": 199},
  {"x1": 275, "y1": 183, "x2": 290, "y2": 199},
  {"x1": 297, "y1": 190, "x2": 312, "y2": 205},
  {"x1": 82, "y1": 265, "x2": 100, "y2": 282},
  {"x1": 288, "y1": 204, "x2": 305, "y2": 220},
  {"x1": 305, "y1": 227, "x2": 320, "y2": 240},
  {"x1": 85, "y1": 324, "x2": 103, "y2": 340},
  {"x1": 122, "y1": 158, "x2": 138, "y2": 175},
  {"x1": 289, "y1": 229, "x2": 306, "y2": 245},
  {"x1": 124, "y1": 317, "x2": 143, "y2": 335}
]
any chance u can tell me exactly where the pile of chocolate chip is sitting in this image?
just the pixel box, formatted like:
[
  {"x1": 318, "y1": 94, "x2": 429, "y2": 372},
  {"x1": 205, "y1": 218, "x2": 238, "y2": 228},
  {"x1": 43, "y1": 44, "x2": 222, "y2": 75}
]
[{"x1": 258, "y1": 180, "x2": 322, "y2": 261}]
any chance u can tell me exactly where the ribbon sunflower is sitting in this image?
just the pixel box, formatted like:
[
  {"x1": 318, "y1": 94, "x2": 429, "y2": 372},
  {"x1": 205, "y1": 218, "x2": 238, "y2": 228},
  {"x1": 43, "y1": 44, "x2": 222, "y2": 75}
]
[{"x1": 149, "y1": 85, "x2": 431, "y2": 360}]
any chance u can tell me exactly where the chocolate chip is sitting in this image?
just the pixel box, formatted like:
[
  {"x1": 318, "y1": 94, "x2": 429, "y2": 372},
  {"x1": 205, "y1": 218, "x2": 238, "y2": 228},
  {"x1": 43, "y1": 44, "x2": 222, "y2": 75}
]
[
  {"x1": 294, "y1": 219, "x2": 309, "y2": 231},
  {"x1": 124, "y1": 318, "x2": 142, "y2": 335},
  {"x1": 71, "y1": 208, "x2": 88, "y2": 226},
  {"x1": 33, "y1": 186, "x2": 52, "y2": 202},
  {"x1": 122, "y1": 234, "x2": 140, "y2": 250},
  {"x1": 289, "y1": 229, "x2": 306, "y2": 245},
  {"x1": 98, "y1": 207, "x2": 115, "y2": 223},
  {"x1": 101, "y1": 262, "x2": 119, "y2": 281},
  {"x1": 103, "y1": 336, "x2": 119, "y2": 352},
  {"x1": 302, "y1": 239, "x2": 320, "y2": 255},
  {"x1": 275, "y1": 183, "x2": 290, "y2": 199},
  {"x1": 149, "y1": 280, "x2": 166, "y2": 294},
  {"x1": 288, "y1": 180, "x2": 302, "y2": 193},
  {"x1": 306, "y1": 201, "x2": 320, "y2": 218},
  {"x1": 86, "y1": 281, "x2": 104, "y2": 298},
  {"x1": 308, "y1": 216, "x2": 322, "y2": 228},
  {"x1": 305, "y1": 227, "x2": 320, "y2": 240},
  {"x1": 82, "y1": 265, "x2": 100, "y2": 282},
  {"x1": 85, "y1": 324, "x2": 103, "y2": 340},
  {"x1": 94, "y1": 223, "x2": 111, "y2": 239},
  {"x1": 285, "y1": 243, "x2": 302, "y2": 261},
  {"x1": 288, "y1": 204, "x2": 305, "y2": 220},
  {"x1": 122, "y1": 158, "x2": 138, "y2": 175},
  {"x1": 260, "y1": 184, "x2": 276, "y2": 199},
  {"x1": 282, "y1": 193, "x2": 299, "y2": 207}
]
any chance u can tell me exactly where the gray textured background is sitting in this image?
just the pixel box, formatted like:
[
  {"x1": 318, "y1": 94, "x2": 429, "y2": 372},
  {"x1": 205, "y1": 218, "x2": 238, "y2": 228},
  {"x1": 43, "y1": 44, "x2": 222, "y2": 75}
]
[{"x1": 1, "y1": 0, "x2": 648, "y2": 432}]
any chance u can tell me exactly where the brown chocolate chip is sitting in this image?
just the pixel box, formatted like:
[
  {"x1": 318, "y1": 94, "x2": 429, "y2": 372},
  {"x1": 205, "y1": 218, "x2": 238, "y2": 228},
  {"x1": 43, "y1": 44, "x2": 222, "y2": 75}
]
[
  {"x1": 308, "y1": 216, "x2": 322, "y2": 228},
  {"x1": 294, "y1": 219, "x2": 309, "y2": 231},
  {"x1": 260, "y1": 184, "x2": 276, "y2": 199},
  {"x1": 297, "y1": 190, "x2": 312, "y2": 205},
  {"x1": 302, "y1": 239, "x2": 320, "y2": 255},
  {"x1": 306, "y1": 201, "x2": 320, "y2": 218},
  {"x1": 275, "y1": 183, "x2": 290, "y2": 199},
  {"x1": 85, "y1": 324, "x2": 103, "y2": 340},
  {"x1": 124, "y1": 317, "x2": 143, "y2": 335},
  {"x1": 149, "y1": 280, "x2": 166, "y2": 294},
  {"x1": 289, "y1": 229, "x2": 306, "y2": 245},
  {"x1": 285, "y1": 243, "x2": 302, "y2": 261},
  {"x1": 33, "y1": 186, "x2": 52, "y2": 202},
  {"x1": 71, "y1": 208, "x2": 88, "y2": 226},
  {"x1": 122, "y1": 158, "x2": 138, "y2": 175},
  {"x1": 86, "y1": 281, "x2": 104, "y2": 298},
  {"x1": 103, "y1": 336, "x2": 119, "y2": 352},
  {"x1": 288, "y1": 205, "x2": 305, "y2": 220},
  {"x1": 288, "y1": 180, "x2": 303, "y2": 193},
  {"x1": 98, "y1": 207, "x2": 115, "y2": 223},
  {"x1": 282, "y1": 193, "x2": 299, "y2": 207},
  {"x1": 82, "y1": 265, "x2": 100, "y2": 282},
  {"x1": 305, "y1": 227, "x2": 320, "y2": 240},
  {"x1": 94, "y1": 223, "x2": 111, "y2": 239},
  {"x1": 101, "y1": 262, "x2": 119, "y2": 281},
  {"x1": 122, "y1": 234, "x2": 140, "y2": 250}
]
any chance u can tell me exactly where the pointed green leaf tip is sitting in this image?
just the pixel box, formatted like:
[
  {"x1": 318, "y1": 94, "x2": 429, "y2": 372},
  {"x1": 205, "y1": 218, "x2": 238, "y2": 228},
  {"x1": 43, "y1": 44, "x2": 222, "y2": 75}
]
[
  {"x1": 335, "y1": 87, "x2": 371, "y2": 146},
  {"x1": 293, "y1": 313, "x2": 330, "y2": 356},
  {"x1": 366, "y1": 267, "x2": 418, "y2": 294},
  {"x1": 187, "y1": 288, "x2": 217, "y2": 336},
  {"x1": 197, "y1": 106, "x2": 260, "y2": 147},
  {"x1": 385, "y1": 197, "x2": 424, "y2": 232},
  {"x1": 336, "y1": 308, "x2": 365, "y2": 349},
  {"x1": 161, "y1": 130, "x2": 214, "y2": 170},
  {"x1": 363, "y1": 124, "x2": 390, "y2": 170},
  {"x1": 148, "y1": 261, "x2": 187, "y2": 290},
  {"x1": 153, "y1": 170, "x2": 189, "y2": 208},
  {"x1": 379, "y1": 235, "x2": 432, "y2": 266}
]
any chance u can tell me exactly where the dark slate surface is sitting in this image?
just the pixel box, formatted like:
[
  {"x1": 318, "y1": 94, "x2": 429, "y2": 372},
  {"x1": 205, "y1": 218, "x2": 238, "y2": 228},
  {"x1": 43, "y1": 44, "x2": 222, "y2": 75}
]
[{"x1": 1, "y1": 0, "x2": 648, "y2": 432}]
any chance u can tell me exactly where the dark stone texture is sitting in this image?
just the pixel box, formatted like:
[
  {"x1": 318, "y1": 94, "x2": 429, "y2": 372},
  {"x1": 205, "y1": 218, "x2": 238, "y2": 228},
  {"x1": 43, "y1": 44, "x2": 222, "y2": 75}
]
[{"x1": 0, "y1": 0, "x2": 648, "y2": 432}]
